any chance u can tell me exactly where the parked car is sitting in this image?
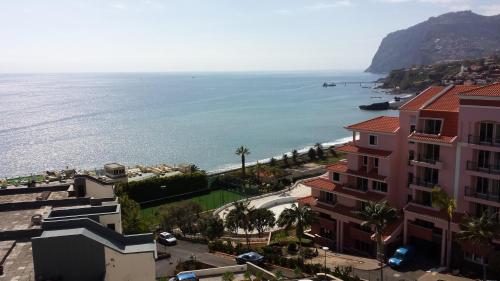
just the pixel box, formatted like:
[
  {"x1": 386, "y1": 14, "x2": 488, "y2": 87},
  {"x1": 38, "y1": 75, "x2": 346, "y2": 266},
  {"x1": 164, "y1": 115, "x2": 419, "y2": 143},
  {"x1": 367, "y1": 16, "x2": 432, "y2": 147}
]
[
  {"x1": 157, "y1": 232, "x2": 177, "y2": 245},
  {"x1": 388, "y1": 246, "x2": 415, "y2": 268},
  {"x1": 169, "y1": 272, "x2": 199, "y2": 281},
  {"x1": 235, "y1": 252, "x2": 264, "y2": 265}
]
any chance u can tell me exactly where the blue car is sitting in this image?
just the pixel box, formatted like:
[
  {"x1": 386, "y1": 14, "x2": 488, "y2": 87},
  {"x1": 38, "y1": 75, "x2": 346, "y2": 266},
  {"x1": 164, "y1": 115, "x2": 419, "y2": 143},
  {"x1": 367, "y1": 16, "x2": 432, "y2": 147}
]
[
  {"x1": 235, "y1": 252, "x2": 265, "y2": 265},
  {"x1": 388, "y1": 246, "x2": 415, "y2": 268},
  {"x1": 169, "y1": 272, "x2": 199, "y2": 281}
]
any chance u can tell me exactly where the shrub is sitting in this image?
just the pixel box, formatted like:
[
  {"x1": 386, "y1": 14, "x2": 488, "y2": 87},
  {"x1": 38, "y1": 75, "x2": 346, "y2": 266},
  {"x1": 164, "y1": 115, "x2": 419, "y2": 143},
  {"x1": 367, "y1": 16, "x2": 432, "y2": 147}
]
[{"x1": 119, "y1": 172, "x2": 208, "y2": 202}]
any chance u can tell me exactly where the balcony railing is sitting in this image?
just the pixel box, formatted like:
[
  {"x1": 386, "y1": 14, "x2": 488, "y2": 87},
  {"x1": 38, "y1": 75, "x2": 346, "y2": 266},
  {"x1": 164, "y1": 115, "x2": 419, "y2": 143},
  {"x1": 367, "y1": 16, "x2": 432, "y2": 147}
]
[
  {"x1": 468, "y1": 135, "x2": 500, "y2": 147},
  {"x1": 415, "y1": 128, "x2": 440, "y2": 135},
  {"x1": 415, "y1": 154, "x2": 441, "y2": 165},
  {"x1": 344, "y1": 183, "x2": 368, "y2": 192},
  {"x1": 411, "y1": 178, "x2": 439, "y2": 189},
  {"x1": 466, "y1": 161, "x2": 500, "y2": 175},
  {"x1": 464, "y1": 186, "x2": 500, "y2": 203}
]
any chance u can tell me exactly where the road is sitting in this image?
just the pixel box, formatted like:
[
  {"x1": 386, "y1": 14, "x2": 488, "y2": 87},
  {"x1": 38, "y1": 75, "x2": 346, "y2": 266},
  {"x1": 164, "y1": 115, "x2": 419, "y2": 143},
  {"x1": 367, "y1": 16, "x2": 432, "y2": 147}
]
[
  {"x1": 156, "y1": 240, "x2": 236, "y2": 278},
  {"x1": 353, "y1": 255, "x2": 440, "y2": 281}
]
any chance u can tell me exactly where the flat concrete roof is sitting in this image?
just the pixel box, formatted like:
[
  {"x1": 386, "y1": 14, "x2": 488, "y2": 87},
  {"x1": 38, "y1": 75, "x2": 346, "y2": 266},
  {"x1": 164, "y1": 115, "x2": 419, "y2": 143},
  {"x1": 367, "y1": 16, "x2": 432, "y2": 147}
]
[
  {"x1": 0, "y1": 208, "x2": 49, "y2": 232},
  {"x1": 0, "y1": 242, "x2": 34, "y2": 281}
]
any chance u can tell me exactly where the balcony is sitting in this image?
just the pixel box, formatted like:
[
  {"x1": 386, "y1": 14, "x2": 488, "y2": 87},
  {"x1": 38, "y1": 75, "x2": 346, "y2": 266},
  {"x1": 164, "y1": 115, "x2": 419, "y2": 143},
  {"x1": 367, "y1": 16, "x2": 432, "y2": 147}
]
[
  {"x1": 344, "y1": 183, "x2": 368, "y2": 192},
  {"x1": 466, "y1": 161, "x2": 500, "y2": 175},
  {"x1": 410, "y1": 178, "x2": 439, "y2": 189},
  {"x1": 468, "y1": 135, "x2": 500, "y2": 148},
  {"x1": 464, "y1": 186, "x2": 500, "y2": 203},
  {"x1": 410, "y1": 154, "x2": 443, "y2": 169}
]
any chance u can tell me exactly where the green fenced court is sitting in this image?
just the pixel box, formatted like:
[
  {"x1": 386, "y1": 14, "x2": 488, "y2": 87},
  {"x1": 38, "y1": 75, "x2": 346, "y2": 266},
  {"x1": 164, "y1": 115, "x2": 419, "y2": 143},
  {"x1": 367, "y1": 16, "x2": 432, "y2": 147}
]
[{"x1": 140, "y1": 189, "x2": 247, "y2": 225}]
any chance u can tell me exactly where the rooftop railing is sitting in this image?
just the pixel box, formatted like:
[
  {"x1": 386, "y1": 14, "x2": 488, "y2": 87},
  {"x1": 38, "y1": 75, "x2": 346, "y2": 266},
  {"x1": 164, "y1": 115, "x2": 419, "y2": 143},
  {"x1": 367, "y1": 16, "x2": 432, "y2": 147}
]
[
  {"x1": 415, "y1": 154, "x2": 441, "y2": 165},
  {"x1": 411, "y1": 178, "x2": 439, "y2": 189}
]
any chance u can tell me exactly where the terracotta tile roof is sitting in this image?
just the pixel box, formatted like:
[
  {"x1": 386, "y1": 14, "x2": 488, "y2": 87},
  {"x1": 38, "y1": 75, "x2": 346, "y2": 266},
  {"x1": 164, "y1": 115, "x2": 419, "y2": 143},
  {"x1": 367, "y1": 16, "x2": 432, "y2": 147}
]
[
  {"x1": 303, "y1": 177, "x2": 386, "y2": 202},
  {"x1": 327, "y1": 162, "x2": 387, "y2": 182},
  {"x1": 336, "y1": 143, "x2": 392, "y2": 158},
  {"x1": 400, "y1": 86, "x2": 445, "y2": 111},
  {"x1": 424, "y1": 85, "x2": 479, "y2": 112},
  {"x1": 297, "y1": 196, "x2": 316, "y2": 206},
  {"x1": 345, "y1": 116, "x2": 399, "y2": 134},
  {"x1": 404, "y1": 203, "x2": 463, "y2": 224},
  {"x1": 407, "y1": 132, "x2": 456, "y2": 144},
  {"x1": 459, "y1": 83, "x2": 500, "y2": 97},
  {"x1": 310, "y1": 200, "x2": 360, "y2": 220}
]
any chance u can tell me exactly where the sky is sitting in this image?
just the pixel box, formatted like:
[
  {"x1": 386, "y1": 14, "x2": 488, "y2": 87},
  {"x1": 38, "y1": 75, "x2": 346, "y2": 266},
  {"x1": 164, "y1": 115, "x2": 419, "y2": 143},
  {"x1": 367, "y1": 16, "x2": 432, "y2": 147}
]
[{"x1": 1, "y1": 0, "x2": 499, "y2": 73}]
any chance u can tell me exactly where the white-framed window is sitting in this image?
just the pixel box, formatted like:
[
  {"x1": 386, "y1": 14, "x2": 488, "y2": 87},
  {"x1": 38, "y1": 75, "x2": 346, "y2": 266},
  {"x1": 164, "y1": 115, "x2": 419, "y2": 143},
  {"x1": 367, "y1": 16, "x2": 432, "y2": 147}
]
[
  {"x1": 332, "y1": 172, "x2": 340, "y2": 182},
  {"x1": 369, "y1": 135, "x2": 378, "y2": 145},
  {"x1": 423, "y1": 119, "x2": 442, "y2": 135},
  {"x1": 362, "y1": 156, "x2": 368, "y2": 166}
]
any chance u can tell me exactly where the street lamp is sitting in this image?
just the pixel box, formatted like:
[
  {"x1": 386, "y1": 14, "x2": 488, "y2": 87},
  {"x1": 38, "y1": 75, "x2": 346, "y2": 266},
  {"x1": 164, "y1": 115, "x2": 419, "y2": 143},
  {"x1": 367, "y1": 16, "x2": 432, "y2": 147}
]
[{"x1": 322, "y1": 246, "x2": 329, "y2": 280}]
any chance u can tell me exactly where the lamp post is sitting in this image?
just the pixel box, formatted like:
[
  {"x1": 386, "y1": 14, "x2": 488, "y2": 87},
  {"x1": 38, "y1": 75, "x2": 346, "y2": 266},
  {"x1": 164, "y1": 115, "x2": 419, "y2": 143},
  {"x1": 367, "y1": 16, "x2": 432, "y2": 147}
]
[{"x1": 322, "y1": 246, "x2": 329, "y2": 280}]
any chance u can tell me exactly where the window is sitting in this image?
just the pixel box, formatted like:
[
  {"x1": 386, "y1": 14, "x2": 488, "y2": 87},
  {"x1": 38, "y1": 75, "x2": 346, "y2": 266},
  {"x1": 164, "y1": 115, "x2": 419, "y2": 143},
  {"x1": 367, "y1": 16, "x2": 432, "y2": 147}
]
[
  {"x1": 408, "y1": 173, "x2": 414, "y2": 187},
  {"x1": 479, "y1": 122, "x2": 494, "y2": 143},
  {"x1": 372, "y1": 181, "x2": 387, "y2": 192},
  {"x1": 423, "y1": 167, "x2": 439, "y2": 185},
  {"x1": 476, "y1": 177, "x2": 489, "y2": 195},
  {"x1": 369, "y1": 135, "x2": 378, "y2": 145},
  {"x1": 332, "y1": 172, "x2": 340, "y2": 182},
  {"x1": 409, "y1": 150, "x2": 415, "y2": 161},
  {"x1": 362, "y1": 156, "x2": 368, "y2": 166},
  {"x1": 320, "y1": 191, "x2": 336, "y2": 203},
  {"x1": 423, "y1": 119, "x2": 442, "y2": 135},
  {"x1": 423, "y1": 144, "x2": 440, "y2": 162},
  {"x1": 372, "y1": 181, "x2": 388, "y2": 192},
  {"x1": 410, "y1": 124, "x2": 416, "y2": 133},
  {"x1": 374, "y1": 158, "x2": 379, "y2": 168},
  {"x1": 478, "y1": 150, "x2": 491, "y2": 169},
  {"x1": 356, "y1": 177, "x2": 368, "y2": 191}
]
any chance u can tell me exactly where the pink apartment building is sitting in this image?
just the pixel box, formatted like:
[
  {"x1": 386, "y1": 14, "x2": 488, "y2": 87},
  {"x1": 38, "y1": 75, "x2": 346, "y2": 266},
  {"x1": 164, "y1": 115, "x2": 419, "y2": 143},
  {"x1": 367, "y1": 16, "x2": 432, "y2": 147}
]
[{"x1": 299, "y1": 83, "x2": 500, "y2": 268}]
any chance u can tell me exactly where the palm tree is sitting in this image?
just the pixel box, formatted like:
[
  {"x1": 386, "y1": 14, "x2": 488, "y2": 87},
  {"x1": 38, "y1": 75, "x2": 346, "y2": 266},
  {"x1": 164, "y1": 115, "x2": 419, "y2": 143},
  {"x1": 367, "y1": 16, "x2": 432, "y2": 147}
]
[
  {"x1": 458, "y1": 213, "x2": 500, "y2": 281},
  {"x1": 282, "y1": 154, "x2": 289, "y2": 167},
  {"x1": 354, "y1": 201, "x2": 397, "y2": 281},
  {"x1": 235, "y1": 146, "x2": 250, "y2": 178},
  {"x1": 277, "y1": 204, "x2": 316, "y2": 255},
  {"x1": 228, "y1": 200, "x2": 254, "y2": 247},
  {"x1": 292, "y1": 149, "x2": 299, "y2": 164},
  {"x1": 431, "y1": 187, "x2": 456, "y2": 268},
  {"x1": 315, "y1": 143, "x2": 324, "y2": 159}
]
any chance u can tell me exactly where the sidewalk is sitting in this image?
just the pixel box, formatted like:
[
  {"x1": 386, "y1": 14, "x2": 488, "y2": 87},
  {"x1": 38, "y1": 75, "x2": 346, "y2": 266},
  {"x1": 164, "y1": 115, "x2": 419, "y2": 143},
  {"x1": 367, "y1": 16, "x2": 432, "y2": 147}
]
[
  {"x1": 308, "y1": 250, "x2": 381, "y2": 271},
  {"x1": 418, "y1": 272, "x2": 474, "y2": 281}
]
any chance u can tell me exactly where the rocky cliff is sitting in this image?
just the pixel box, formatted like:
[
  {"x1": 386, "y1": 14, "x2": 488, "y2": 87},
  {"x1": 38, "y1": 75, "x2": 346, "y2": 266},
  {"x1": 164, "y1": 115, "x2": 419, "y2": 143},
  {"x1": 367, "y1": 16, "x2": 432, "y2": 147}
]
[{"x1": 366, "y1": 11, "x2": 500, "y2": 74}]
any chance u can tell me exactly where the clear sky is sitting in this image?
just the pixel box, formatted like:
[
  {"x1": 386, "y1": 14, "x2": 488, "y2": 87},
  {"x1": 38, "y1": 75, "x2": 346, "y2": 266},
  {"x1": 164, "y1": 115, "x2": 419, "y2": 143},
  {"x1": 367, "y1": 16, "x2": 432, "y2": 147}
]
[{"x1": 1, "y1": 0, "x2": 499, "y2": 73}]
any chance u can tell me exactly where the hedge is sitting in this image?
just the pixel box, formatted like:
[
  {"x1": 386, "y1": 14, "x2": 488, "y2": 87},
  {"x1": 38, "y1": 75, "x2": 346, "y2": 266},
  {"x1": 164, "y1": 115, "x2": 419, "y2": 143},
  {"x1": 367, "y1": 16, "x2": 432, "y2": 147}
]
[{"x1": 118, "y1": 172, "x2": 208, "y2": 203}]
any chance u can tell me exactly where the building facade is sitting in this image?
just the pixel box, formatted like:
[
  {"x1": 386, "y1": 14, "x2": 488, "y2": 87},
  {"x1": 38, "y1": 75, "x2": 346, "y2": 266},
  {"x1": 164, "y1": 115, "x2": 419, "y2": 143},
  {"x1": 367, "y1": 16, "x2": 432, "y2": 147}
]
[{"x1": 300, "y1": 83, "x2": 500, "y2": 268}]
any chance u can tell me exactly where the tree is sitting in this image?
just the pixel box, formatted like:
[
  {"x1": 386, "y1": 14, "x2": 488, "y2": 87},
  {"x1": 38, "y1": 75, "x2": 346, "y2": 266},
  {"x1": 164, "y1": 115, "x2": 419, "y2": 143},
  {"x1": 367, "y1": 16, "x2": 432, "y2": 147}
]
[
  {"x1": 225, "y1": 201, "x2": 254, "y2": 247},
  {"x1": 354, "y1": 201, "x2": 397, "y2": 281},
  {"x1": 199, "y1": 215, "x2": 225, "y2": 241},
  {"x1": 292, "y1": 149, "x2": 299, "y2": 164},
  {"x1": 277, "y1": 204, "x2": 316, "y2": 255},
  {"x1": 159, "y1": 201, "x2": 202, "y2": 235},
  {"x1": 251, "y1": 208, "x2": 276, "y2": 237},
  {"x1": 315, "y1": 143, "x2": 324, "y2": 159},
  {"x1": 432, "y1": 187, "x2": 456, "y2": 268},
  {"x1": 307, "y1": 147, "x2": 317, "y2": 161},
  {"x1": 269, "y1": 157, "x2": 277, "y2": 167},
  {"x1": 458, "y1": 213, "x2": 500, "y2": 281},
  {"x1": 119, "y1": 195, "x2": 147, "y2": 234},
  {"x1": 282, "y1": 154, "x2": 289, "y2": 167},
  {"x1": 235, "y1": 146, "x2": 250, "y2": 178}
]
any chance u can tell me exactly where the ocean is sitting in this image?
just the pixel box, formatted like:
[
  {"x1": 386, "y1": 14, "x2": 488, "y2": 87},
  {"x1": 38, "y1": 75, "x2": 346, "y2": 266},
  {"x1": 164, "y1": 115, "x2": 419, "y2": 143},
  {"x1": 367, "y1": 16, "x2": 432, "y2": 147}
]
[{"x1": 0, "y1": 71, "x2": 398, "y2": 177}]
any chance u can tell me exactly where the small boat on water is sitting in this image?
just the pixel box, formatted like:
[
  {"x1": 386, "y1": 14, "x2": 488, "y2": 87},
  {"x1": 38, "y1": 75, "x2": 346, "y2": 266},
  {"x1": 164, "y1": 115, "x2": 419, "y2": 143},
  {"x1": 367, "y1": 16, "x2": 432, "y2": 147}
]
[
  {"x1": 322, "y1": 82, "x2": 336, "y2": 88},
  {"x1": 359, "y1": 102, "x2": 390, "y2": 110}
]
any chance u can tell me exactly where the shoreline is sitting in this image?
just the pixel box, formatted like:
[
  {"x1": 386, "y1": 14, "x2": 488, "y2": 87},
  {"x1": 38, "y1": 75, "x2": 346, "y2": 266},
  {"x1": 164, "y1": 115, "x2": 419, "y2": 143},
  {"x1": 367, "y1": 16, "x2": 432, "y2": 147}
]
[{"x1": 2, "y1": 136, "x2": 352, "y2": 181}]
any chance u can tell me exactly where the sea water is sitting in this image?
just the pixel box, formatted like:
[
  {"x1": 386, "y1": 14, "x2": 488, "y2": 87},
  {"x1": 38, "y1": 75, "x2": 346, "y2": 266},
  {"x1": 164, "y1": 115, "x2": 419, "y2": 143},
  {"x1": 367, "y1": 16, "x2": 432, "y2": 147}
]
[{"x1": 0, "y1": 71, "x2": 397, "y2": 177}]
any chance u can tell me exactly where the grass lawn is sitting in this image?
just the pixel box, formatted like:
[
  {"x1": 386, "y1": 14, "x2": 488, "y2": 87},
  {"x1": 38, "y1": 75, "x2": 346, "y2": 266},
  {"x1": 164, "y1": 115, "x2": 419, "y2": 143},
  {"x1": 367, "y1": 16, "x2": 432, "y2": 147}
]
[
  {"x1": 140, "y1": 189, "x2": 247, "y2": 226},
  {"x1": 6, "y1": 175, "x2": 45, "y2": 185}
]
